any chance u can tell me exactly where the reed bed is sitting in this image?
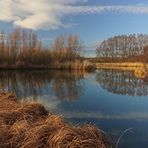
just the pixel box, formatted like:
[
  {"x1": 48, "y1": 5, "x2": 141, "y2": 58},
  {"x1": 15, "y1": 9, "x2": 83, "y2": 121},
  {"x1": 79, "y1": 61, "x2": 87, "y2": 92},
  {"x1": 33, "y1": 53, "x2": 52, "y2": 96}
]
[{"x1": 0, "y1": 92, "x2": 112, "y2": 148}]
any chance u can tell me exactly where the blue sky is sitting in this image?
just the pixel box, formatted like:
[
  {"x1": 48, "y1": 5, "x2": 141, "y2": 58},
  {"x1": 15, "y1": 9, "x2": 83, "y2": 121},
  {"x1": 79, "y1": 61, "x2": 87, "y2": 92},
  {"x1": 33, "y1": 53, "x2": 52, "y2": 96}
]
[{"x1": 1, "y1": 0, "x2": 148, "y2": 50}]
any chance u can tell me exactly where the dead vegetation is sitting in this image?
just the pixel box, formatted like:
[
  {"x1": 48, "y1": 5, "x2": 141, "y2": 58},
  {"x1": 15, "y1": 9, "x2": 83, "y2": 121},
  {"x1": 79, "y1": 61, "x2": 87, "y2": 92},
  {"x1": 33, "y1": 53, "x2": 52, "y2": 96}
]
[{"x1": 0, "y1": 92, "x2": 112, "y2": 148}]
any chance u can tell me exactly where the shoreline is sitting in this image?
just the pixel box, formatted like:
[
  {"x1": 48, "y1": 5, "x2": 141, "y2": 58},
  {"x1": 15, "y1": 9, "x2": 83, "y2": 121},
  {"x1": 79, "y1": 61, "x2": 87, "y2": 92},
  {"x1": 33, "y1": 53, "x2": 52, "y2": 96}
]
[
  {"x1": 0, "y1": 60, "x2": 89, "y2": 71},
  {"x1": 0, "y1": 61, "x2": 147, "y2": 72},
  {"x1": 94, "y1": 62, "x2": 148, "y2": 71}
]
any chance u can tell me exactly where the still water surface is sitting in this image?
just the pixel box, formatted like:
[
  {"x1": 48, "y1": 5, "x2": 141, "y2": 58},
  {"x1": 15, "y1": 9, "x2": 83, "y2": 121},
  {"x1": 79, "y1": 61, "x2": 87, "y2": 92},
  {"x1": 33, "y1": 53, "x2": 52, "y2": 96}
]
[{"x1": 1, "y1": 69, "x2": 148, "y2": 148}]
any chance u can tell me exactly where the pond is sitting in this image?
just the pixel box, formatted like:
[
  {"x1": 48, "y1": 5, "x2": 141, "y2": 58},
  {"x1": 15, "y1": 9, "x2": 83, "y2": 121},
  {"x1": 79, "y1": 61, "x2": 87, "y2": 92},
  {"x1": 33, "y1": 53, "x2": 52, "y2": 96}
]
[{"x1": 1, "y1": 69, "x2": 148, "y2": 148}]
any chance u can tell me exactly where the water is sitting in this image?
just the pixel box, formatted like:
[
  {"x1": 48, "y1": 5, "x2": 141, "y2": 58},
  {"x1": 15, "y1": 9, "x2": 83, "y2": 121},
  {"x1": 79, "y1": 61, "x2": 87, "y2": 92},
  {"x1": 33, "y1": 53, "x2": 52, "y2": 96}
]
[{"x1": 1, "y1": 69, "x2": 148, "y2": 148}]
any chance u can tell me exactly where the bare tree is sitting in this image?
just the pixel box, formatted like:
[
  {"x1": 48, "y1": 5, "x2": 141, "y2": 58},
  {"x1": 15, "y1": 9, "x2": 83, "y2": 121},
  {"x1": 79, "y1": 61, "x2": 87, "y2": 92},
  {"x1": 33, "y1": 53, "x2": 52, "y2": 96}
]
[{"x1": 96, "y1": 34, "x2": 148, "y2": 62}]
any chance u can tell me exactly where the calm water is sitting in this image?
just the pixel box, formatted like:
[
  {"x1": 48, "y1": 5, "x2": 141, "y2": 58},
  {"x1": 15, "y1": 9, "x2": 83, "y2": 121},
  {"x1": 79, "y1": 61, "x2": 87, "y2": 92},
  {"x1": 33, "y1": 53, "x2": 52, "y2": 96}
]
[{"x1": 1, "y1": 69, "x2": 148, "y2": 148}]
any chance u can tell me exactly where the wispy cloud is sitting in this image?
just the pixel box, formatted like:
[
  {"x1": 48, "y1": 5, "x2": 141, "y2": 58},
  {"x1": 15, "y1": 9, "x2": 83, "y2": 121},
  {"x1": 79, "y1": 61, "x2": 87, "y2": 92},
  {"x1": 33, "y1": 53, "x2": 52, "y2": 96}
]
[{"x1": 0, "y1": 0, "x2": 148, "y2": 30}]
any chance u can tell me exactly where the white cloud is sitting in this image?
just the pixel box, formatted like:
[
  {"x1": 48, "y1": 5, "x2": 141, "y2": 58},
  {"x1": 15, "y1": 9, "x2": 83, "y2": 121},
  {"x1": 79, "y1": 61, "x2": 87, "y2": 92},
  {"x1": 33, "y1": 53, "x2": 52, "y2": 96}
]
[{"x1": 0, "y1": 0, "x2": 148, "y2": 30}]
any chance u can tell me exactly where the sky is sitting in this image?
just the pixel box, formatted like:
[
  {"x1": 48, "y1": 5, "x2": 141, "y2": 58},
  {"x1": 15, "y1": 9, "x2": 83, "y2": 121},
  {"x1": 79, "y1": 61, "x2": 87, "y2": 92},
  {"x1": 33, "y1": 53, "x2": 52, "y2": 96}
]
[{"x1": 1, "y1": 0, "x2": 148, "y2": 51}]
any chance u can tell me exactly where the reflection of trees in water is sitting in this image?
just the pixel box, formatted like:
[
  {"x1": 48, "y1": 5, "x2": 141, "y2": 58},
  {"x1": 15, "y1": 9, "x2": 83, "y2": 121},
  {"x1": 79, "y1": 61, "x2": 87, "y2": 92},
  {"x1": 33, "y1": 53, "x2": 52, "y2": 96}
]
[
  {"x1": 96, "y1": 69, "x2": 148, "y2": 96},
  {"x1": 53, "y1": 72, "x2": 85, "y2": 101},
  {"x1": 0, "y1": 71, "x2": 85, "y2": 101}
]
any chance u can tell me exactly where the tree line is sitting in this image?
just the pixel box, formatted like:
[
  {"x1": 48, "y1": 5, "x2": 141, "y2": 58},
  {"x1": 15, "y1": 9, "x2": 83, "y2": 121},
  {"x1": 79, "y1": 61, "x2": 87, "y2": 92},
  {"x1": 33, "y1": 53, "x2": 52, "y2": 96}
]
[
  {"x1": 0, "y1": 28, "x2": 83, "y2": 69},
  {"x1": 96, "y1": 34, "x2": 148, "y2": 62}
]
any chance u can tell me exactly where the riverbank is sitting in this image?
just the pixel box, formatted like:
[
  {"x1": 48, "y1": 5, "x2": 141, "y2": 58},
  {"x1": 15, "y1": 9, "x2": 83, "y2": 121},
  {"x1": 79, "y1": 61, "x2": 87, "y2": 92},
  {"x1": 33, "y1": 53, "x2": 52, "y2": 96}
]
[
  {"x1": 0, "y1": 60, "x2": 93, "y2": 71},
  {"x1": 94, "y1": 62, "x2": 148, "y2": 71},
  {"x1": 0, "y1": 93, "x2": 112, "y2": 148}
]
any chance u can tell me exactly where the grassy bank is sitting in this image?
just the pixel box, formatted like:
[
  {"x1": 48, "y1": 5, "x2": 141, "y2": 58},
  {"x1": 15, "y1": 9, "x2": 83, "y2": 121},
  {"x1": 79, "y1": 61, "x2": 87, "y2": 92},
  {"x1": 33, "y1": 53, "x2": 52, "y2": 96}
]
[
  {"x1": 0, "y1": 62, "x2": 84, "y2": 70},
  {"x1": 0, "y1": 93, "x2": 112, "y2": 148},
  {"x1": 94, "y1": 62, "x2": 148, "y2": 71},
  {"x1": 0, "y1": 60, "x2": 95, "y2": 72}
]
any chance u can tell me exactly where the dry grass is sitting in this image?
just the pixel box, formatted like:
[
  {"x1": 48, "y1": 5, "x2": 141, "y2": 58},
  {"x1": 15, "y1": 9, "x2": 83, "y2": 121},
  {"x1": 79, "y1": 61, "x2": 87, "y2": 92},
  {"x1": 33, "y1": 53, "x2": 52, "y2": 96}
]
[{"x1": 0, "y1": 92, "x2": 112, "y2": 148}]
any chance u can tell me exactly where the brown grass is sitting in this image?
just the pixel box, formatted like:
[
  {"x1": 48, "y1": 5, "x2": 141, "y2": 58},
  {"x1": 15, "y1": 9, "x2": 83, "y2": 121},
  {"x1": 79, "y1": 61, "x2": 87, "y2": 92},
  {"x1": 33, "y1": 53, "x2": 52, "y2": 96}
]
[{"x1": 0, "y1": 92, "x2": 112, "y2": 148}]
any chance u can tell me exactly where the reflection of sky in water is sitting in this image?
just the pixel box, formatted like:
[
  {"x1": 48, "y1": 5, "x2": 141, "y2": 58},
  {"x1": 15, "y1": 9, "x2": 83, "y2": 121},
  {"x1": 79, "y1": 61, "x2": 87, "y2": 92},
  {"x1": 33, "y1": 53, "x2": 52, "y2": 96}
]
[
  {"x1": 1, "y1": 70, "x2": 148, "y2": 147},
  {"x1": 25, "y1": 73, "x2": 148, "y2": 148},
  {"x1": 29, "y1": 81, "x2": 148, "y2": 147}
]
